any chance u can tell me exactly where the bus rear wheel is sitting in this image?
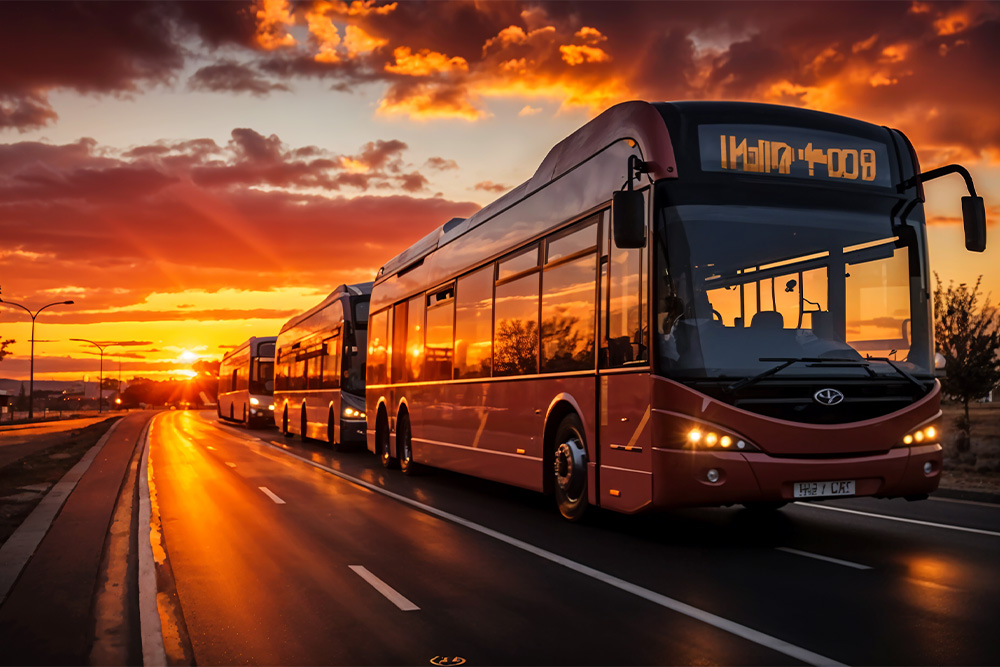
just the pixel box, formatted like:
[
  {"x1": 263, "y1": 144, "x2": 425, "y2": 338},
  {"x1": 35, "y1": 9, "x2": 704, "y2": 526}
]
[
  {"x1": 301, "y1": 409, "x2": 309, "y2": 441},
  {"x1": 242, "y1": 405, "x2": 248, "y2": 425},
  {"x1": 553, "y1": 414, "x2": 589, "y2": 522},
  {"x1": 282, "y1": 408, "x2": 291, "y2": 438},
  {"x1": 398, "y1": 415, "x2": 419, "y2": 476},
  {"x1": 328, "y1": 409, "x2": 343, "y2": 452},
  {"x1": 377, "y1": 411, "x2": 397, "y2": 469}
]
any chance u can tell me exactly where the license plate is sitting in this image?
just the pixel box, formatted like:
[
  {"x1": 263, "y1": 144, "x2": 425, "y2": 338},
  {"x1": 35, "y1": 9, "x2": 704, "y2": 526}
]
[{"x1": 793, "y1": 480, "x2": 855, "y2": 498}]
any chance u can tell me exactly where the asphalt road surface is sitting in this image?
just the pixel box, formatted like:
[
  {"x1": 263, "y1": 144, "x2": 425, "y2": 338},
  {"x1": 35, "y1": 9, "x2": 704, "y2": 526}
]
[{"x1": 150, "y1": 410, "x2": 1000, "y2": 666}]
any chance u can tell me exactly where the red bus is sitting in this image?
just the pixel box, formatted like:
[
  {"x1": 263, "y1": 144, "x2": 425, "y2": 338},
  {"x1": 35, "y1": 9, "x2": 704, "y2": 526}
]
[{"x1": 365, "y1": 100, "x2": 987, "y2": 520}]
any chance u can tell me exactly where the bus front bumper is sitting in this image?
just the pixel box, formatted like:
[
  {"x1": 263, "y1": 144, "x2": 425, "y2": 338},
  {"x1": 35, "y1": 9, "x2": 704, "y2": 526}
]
[{"x1": 650, "y1": 443, "x2": 942, "y2": 509}]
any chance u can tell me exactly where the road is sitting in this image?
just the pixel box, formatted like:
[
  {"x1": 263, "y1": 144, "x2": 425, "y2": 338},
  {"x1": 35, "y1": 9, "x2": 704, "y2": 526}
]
[{"x1": 150, "y1": 409, "x2": 1000, "y2": 666}]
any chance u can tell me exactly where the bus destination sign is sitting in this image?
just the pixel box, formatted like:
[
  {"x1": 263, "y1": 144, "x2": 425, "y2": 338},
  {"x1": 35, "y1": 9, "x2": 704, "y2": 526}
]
[{"x1": 698, "y1": 124, "x2": 892, "y2": 188}]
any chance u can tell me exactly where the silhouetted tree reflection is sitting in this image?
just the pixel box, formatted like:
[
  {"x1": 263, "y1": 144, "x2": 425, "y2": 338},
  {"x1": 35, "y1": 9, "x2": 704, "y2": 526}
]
[
  {"x1": 494, "y1": 318, "x2": 538, "y2": 376},
  {"x1": 542, "y1": 313, "x2": 594, "y2": 372}
]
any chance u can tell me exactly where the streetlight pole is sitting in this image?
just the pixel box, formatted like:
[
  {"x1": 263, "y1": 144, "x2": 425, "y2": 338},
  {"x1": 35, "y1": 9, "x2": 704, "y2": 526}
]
[
  {"x1": 70, "y1": 339, "x2": 107, "y2": 413},
  {"x1": 0, "y1": 298, "x2": 75, "y2": 420}
]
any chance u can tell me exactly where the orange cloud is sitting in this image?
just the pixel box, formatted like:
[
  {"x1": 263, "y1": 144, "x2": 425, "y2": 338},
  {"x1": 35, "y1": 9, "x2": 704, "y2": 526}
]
[
  {"x1": 376, "y1": 81, "x2": 485, "y2": 121},
  {"x1": 559, "y1": 44, "x2": 612, "y2": 66},
  {"x1": 344, "y1": 25, "x2": 387, "y2": 57},
  {"x1": 254, "y1": 0, "x2": 296, "y2": 50},
  {"x1": 306, "y1": 2, "x2": 342, "y2": 63},
  {"x1": 385, "y1": 46, "x2": 469, "y2": 76}
]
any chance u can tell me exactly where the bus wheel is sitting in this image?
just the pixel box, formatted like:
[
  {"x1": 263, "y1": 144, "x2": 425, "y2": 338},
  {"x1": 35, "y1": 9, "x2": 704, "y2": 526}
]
[
  {"x1": 398, "y1": 414, "x2": 419, "y2": 476},
  {"x1": 553, "y1": 414, "x2": 589, "y2": 522},
  {"x1": 242, "y1": 405, "x2": 248, "y2": 425},
  {"x1": 301, "y1": 409, "x2": 309, "y2": 442},
  {"x1": 377, "y1": 411, "x2": 397, "y2": 469},
  {"x1": 282, "y1": 408, "x2": 291, "y2": 438},
  {"x1": 328, "y1": 409, "x2": 342, "y2": 452},
  {"x1": 229, "y1": 404, "x2": 234, "y2": 421}
]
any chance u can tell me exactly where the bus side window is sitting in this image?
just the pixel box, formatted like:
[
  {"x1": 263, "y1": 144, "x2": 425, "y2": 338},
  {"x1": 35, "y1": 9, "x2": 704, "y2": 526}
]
[
  {"x1": 494, "y1": 246, "x2": 540, "y2": 376},
  {"x1": 323, "y1": 335, "x2": 341, "y2": 389},
  {"x1": 454, "y1": 265, "x2": 494, "y2": 379},
  {"x1": 405, "y1": 295, "x2": 425, "y2": 382},
  {"x1": 425, "y1": 286, "x2": 455, "y2": 382},
  {"x1": 541, "y1": 219, "x2": 598, "y2": 373},
  {"x1": 603, "y1": 209, "x2": 649, "y2": 367},
  {"x1": 391, "y1": 302, "x2": 407, "y2": 384},
  {"x1": 368, "y1": 309, "x2": 389, "y2": 385}
]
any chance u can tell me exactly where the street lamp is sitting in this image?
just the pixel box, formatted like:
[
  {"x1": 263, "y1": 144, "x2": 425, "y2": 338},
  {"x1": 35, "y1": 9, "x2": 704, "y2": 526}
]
[
  {"x1": 0, "y1": 297, "x2": 74, "y2": 420},
  {"x1": 70, "y1": 338, "x2": 108, "y2": 413},
  {"x1": 70, "y1": 340, "x2": 150, "y2": 413}
]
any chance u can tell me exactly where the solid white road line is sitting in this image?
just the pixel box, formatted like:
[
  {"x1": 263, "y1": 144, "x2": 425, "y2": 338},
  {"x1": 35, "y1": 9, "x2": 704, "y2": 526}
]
[
  {"x1": 794, "y1": 502, "x2": 1000, "y2": 537},
  {"x1": 138, "y1": 417, "x2": 168, "y2": 666},
  {"x1": 776, "y1": 547, "x2": 872, "y2": 570},
  {"x1": 255, "y1": 439, "x2": 844, "y2": 667},
  {"x1": 0, "y1": 418, "x2": 123, "y2": 606},
  {"x1": 259, "y1": 486, "x2": 286, "y2": 504},
  {"x1": 930, "y1": 496, "x2": 999, "y2": 509},
  {"x1": 348, "y1": 565, "x2": 420, "y2": 611}
]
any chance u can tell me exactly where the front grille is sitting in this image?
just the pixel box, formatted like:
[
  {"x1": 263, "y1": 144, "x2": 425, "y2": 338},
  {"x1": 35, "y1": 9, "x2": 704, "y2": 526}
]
[{"x1": 690, "y1": 378, "x2": 931, "y2": 424}]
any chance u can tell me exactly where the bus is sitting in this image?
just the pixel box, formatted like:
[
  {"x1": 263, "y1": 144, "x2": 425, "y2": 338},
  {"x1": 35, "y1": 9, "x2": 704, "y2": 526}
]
[
  {"x1": 274, "y1": 283, "x2": 372, "y2": 449},
  {"x1": 365, "y1": 100, "x2": 987, "y2": 521},
  {"x1": 218, "y1": 336, "x2": 277, "y2": 426}
]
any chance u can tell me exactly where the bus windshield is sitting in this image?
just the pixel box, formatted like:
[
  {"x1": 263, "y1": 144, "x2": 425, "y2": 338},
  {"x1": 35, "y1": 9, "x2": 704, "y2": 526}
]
[{"x1": 655, "y1": 204, "x2": 932, "y2": 381}]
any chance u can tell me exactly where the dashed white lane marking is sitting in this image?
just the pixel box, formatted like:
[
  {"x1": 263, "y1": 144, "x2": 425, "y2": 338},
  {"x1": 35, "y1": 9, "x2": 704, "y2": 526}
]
[
  {"x1": 349, "y1": 566, "x2": 419, "y2": 611},
  {"x1": 776, "y1": 547, "x2": 872, "y2": 570},
  {"x1": 794, "y1": 502, "x2": 1000, "y2": 537},
  {"x1": 252, "y1": 439, "x2": 843, "y2": 666},
  {"x1": 225, "y1": 462, "x2": 236, "y2": 468},
  {"x1": 259, "y1": 487, "x2": 286, "y2": 504}
]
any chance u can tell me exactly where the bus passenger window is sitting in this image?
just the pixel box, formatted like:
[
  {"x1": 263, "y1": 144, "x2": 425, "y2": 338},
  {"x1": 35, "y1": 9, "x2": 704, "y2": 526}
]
[
  {"x1": 541, "y1": 252, "x2": 596, "y2": 373},
  {"x1": 425, "y1": 289, "x2": 454, "y2": 382},
  {"x1": 367, "y1": 309, "x2": 389, "y2": 385},
  {"x1": 495, "y1": 250, "x2": 540, "y2": 376},
  {"x1": 391, "y1": 302, "x2": 407, "y2": 384},
  {"x1": 603, "y1": 215, "x2": 648, "y2": 367},
  {"x1": 405, "y1": 295, "x2": 425, "y2": 382},
  {"x1": 454, "y1": 265, "x2": 493, "y2": 379},
  {"x1": 323, "y1": 336, "x2": 341, "y2": 389}
]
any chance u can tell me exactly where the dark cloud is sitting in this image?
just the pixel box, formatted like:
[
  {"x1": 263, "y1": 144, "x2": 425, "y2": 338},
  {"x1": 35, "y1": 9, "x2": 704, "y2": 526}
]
[{"x1": 188, "y1": 61, "x2": 290, "y2": 96}]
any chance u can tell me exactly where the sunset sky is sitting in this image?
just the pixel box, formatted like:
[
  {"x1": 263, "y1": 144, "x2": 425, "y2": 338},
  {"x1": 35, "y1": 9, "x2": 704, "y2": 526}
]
[{"x1": 1, "y1": 0, "x2": 998, "y2": 382}]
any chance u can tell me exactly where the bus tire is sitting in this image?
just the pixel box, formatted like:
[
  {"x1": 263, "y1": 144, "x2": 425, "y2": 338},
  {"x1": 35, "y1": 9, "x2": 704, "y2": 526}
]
[
  {"x1": 229, "y1": 404, "x2": 234, "y2": 421},
  {"x1": 328, "y1": 409, "x2": 343, "y2": 452},
  {"x1": 377, "y1": 409, "x2": 397, "y2": 469},
  {"x1": 282, "y1": 408, "x2": 292, "y2": 438},
  {"x1": 398, "y1": 413, "x2": 419, "y2": 476},
  {"x1": 553, "y1": 413, "x2": 589, "y2": 522},
  {"x1": 301, "y1": 409, "x2": 309, "y2": 441},
  {"x1": 242, "y1": 405, "x2": 248, "y2": 425}
]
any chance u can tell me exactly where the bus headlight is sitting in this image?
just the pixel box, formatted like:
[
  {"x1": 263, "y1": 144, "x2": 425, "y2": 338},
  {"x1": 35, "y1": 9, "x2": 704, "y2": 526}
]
[
  {"x1": 250, "y1": 397, "x2": 260, "y2": 406},
  {"x1": 685, "y1": 427, "x2": 758, "y2": 452},
  {"x1": 343, "y1": 406, "x2": 366, "y2": 419},
  {"x1": 899, "y1": 420, "x2": 941, "y2": 447}
]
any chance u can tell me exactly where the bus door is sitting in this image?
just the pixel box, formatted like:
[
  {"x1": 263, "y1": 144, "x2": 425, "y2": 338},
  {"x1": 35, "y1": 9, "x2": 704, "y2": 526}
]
[{"x1": 598, "y1": 203, "x2": 652, "y2": 513}]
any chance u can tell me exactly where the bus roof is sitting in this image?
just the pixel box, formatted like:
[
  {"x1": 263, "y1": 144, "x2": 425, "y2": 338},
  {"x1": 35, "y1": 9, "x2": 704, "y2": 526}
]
[
  {"x1": 377, "y1": 100, "x2": 674, "y2": 282},
  {"x1": 221, "y1": 335, "x2": 277, "y2": 362},
  {"x1": 278, "y1": 282, "x2": 373, "y2": 336}
]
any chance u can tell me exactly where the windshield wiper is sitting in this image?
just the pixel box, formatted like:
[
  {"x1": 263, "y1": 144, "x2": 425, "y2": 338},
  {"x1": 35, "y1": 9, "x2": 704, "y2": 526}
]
[
  {"x1": 864, "y1": 356, "x2": 928, "y2": 391},
  {"x1": 725, "y1": 357, "x2": 871, "y2": 393}
]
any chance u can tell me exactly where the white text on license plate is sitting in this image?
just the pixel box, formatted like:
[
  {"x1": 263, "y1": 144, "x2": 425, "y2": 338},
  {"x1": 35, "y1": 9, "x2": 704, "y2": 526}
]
[{"x1": 794, "y1": 480, "x2": 855, "y2": 498}]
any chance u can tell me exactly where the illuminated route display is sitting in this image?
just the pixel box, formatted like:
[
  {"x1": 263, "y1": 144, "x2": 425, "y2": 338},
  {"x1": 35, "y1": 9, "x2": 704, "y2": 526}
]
[{"x1": 697, "y1": 124, "x2": 892, "y2": 187}]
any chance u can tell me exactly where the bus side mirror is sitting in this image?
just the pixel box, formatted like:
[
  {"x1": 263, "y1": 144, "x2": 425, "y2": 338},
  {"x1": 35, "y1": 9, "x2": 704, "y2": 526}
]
[
  {"x1": 612, "y1": 189, "x2": 646, "y2": 248},
  {"x1": 963, "y1": 195, "x2": 986, "y2": 252}
]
